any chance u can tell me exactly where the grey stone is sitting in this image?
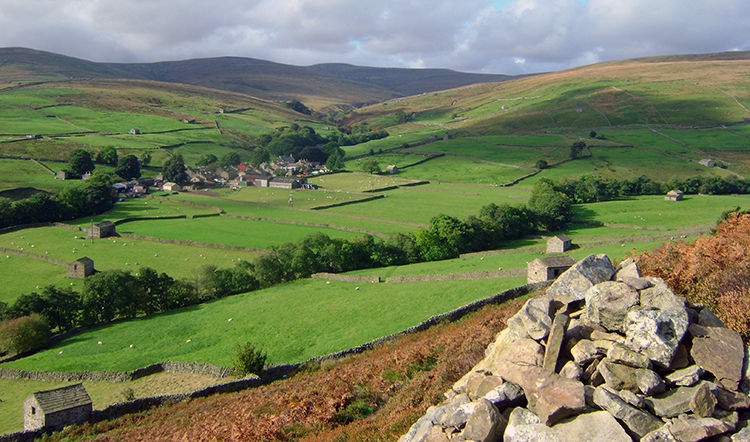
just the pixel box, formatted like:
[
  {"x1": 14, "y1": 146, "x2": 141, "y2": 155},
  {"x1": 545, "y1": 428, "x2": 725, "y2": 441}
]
[
  {"x1": 665, "y1": 365, "x2": 703, "y2": 387},
  {"x1": 468, "y1": 376, "x2": 504, "y2": 401},
  {"x1": 402, "y1": 411, "x2": 439, "y2": 442},
  {"x1": 646, "y1": 382, "x2": 714, "y2": 418},
  {"x1": 519, "y1": 296, "x2": 555, "y2": 341},
  {"x1": 593, "y1": 385, "x2": 663, "y2": 438},
  {"x1": 506, "y1": 314, "x2": 532, "y2": 341},
  {"x1": 638, "y1": 278, "x2": 687, "y2": 313},
  {"x1": 689, "y1": 323, "x2": 745, "y2": 391},
  {"x1": 570, "y1": 339, "x2": 600, "y2": 365},
  {"x1": 624, "y1": 308, "x2": 689, "y2": 368},
  {"x1": 483, "y1": 382, "x2": 524, "y2": 408},
  {"x1": 585, "y1": 281, "x2": 639, "y2": 333},
  {"x1": 699, "y1": 308, "x2": 725, "y2": 327},
  {"x1": 552, "y1": 411, "x2": 631, "y2": 442},
  {"x1": 635, "y1": 368, "x2": 666, "y2": 396},
  {"x1": 608, "y1": 342, "x2": 651, "y2": 369},
  {"x1": 461, "y1": 399, "x2": 505, "y2": 442},
  {"x1": 598, "y1": 359, "x2": 639, "y2": 391},
  {"x1": 667, "y1": 414, "x2": 732, "y2": 442},
  {"x1": 619, "y1": 276, "x2": 654, "y2": 291},
  {"x1": 543, "y1": 313, "x2": 570, "y2": 372},
  {"x1": 731, "y1": 425, "x2": 750, "y2": 441},
  {"x1": 492, "y1": 338, "x2": 545, "y2": 385},
  {"x1": 714, "y1": 387, "x2": 750, "y2": 410},
  {"x1": 518, "y1": 367, "x2": 587, "y2": 425},
  {"x1": 689, "y1": 382, "x2": 717, "y2": 417},
  {"x1": 618, "y1": 389, "x2": 646, "y2": 409},
  {"x1": 546, "y1": 254, "x2": 615, "y2": 305},
  {"x1": 560, "y1": 361, "x2": 582, "y2": 381},
  {"x1": 614, "y1": 257, "x2": 642, "y2": 280},
  {"x1": 444, "y1": 401, "x2": 476, "y2": 428},
  {"x1": 641, "y1": 424, "x2": 677, "y2": 442},
  {"x1": 424, "y1": 425, "x2": 449, "y2": 442},
  {"x1": 714, "y1": 408, "x2": 738, "y2": 431},
  {"x1": 581, "y1": 358, "x2": 602, "y2": 385},
  {"x1": 742, "y1": 345, "x2": 750, "y2": 393},
  {"x1": 669, "y1": 344, "x2": 690, "y2": 370},
  {"x1": 590, "y1": 329, "x2": 626, "y2": 343},
  {"x1": 503, "y1": 407, "x2": 558, "y2": 442}
]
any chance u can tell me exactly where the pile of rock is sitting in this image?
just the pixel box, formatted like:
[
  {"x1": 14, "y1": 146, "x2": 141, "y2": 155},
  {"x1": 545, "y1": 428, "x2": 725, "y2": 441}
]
[{"x1": 401, "y1": 254, "x2": 750, "y2": 441}]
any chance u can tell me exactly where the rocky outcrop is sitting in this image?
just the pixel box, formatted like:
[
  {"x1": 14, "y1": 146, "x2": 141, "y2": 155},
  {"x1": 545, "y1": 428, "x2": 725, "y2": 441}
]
[{"x1": 402, "y1": 254, "x2": 750, "y2": 441}]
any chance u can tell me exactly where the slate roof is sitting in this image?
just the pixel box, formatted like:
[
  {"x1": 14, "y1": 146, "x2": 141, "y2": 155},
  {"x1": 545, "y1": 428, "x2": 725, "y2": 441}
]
[
  {"x1": 32, "y1": 383, "x2": 91, "y2": 414},
  {"x1": 533, "y1": 256, "x2": 577, "y2": 267},
  {"x1": 551, "y1": 234, "x2": 571, "y2": 242},
  {"x1": 73, "y1": 257, "x2": 94, "y2": 266}
]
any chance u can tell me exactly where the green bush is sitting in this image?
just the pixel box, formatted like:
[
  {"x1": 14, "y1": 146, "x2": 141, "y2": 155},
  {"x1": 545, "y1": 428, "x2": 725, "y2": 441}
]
[
  {"x1": 0, "y1": 313, "x2": 50, "y2": 355},
  {"x1": 232, "y1": 342, "x2": 267, "y2": 376}
]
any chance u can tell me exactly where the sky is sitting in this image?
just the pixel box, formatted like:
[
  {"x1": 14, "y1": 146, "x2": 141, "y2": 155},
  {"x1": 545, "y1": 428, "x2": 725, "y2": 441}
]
[{"x1": 0, "y1": 0, "x2": 749, "y2": 74}]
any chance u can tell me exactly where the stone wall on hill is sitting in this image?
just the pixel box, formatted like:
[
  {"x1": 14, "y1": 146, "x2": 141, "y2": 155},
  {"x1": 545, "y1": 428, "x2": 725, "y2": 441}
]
[{"x1": 401, "y1": 255, "x2": 750, "y2": 442}]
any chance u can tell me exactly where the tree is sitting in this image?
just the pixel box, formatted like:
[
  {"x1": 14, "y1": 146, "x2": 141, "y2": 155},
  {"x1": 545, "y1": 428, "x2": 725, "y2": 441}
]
[
  {"x1": 569, "y1": 141, "x2": 586, "y2": 159},
  {"x1": 68, "y1": 149, "x2": 95, "y2": 176},
  {"x1": 250, "y1": 147, "x2": 271, "y2": 165},
  {"x1": 394, "y1": 110, "x2": 409, "y2": 124},
  {"x1": 232, "y1": 341, "x2": 267, "y2": 376},
  {"x1": 299, "y1": 146, "x2": 327, "y2": 164},
  {"x1": 163, "y1": 154, "x2": 188, "y2": 184},
  {"x1": 116, "y1": 155, "x2": 141, "y2": 180},
  {"x1": 325, "y1": 149, "x2": 345, "y2": 170},
  {"x1": 285, "y1": 100, "x2": 312, "y2": 115},
  {"x1": 140, "y1": 151, "x2": 152, "y2": 166},
  {"x1": 39, "y1": 286, "x2": 81, "y2": 331},
  {"x1": 528, "y1": 179, "x2": 572, "y2": 231},
  {"x1": 197, "y1": 154, "x2": 218, "y2": 167},
  {"x1": 361, "y1": 158, "x2": 381, "y2": 174},
  {"x1": 0, "y1": 314, "x2": 50, "y2": 355},
  {"x1": 95, "y1": 146, "x2": 118, "y2": 166},
  {"x1": 535, "y1": 159, "x2": 548, "y2": 169},
  {"x1": 589, "y1": 130, "x2": 597, "y2": 138},
  {"x1": 219, "y1": 152, "x2": 241, "y2": 169}
]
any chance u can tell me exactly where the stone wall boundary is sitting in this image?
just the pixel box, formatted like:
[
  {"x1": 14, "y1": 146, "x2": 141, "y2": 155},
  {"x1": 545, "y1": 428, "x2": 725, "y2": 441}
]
[
  {"x1": 113, "y1": 215, "x2": 187, "y2": 225},
  {"x1": 311, "y1": 272, "x2": 381, "y2": 283},
  {"x1": 309, "y1": 194, "x2": 385, "y2": 210},
  {"x1": 398, "y1": 153, "x2": 445, "y2": 170},
  {"x1": 363, "y1": 180, "x2": 430, "y2": 193},
  {"x1": 384, "y1": 268, "x2": 525, "y2": 283},
  {"x1": 191, "y1": 212, "x2": 221, "y2": 219},
  {"x1": 0, "y1": 247, "x2": 67, "y2": 266}
]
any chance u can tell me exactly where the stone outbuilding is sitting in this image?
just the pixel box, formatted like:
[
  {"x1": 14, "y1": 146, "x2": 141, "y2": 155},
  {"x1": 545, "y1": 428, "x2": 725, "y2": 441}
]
[
  {"x1": 385, "y1": 165, "x2": 399, "y2": 174},
  {"x1": 68, "y1": 257, "x2": 94, "y2": 279},
  {"x1": 546, "y1": 234, "x2": 572, "y2": 254},
  {"x1": 24, "y1": 383, "x2": 92, "y2": 431},
  {"x1": 86, "y1": 221, "x2": 116, "y2": 239},
  {"x1": 527, "y1": 255, "x2": 577, "y2": 284},
  {"x1": 665, "y1": 189, "x2": 684, "y2": 201},
  {"x1": 162, "y1": 182, "x2": 181, "y2": 192},
  {"x1": 268, "y1": 176, "x2": 306, "y2": 189},
  {"x1": 55, "y1": 170, "x2": 70, "y2": 180},
  {"x1": 698, "y1": 158, "x2": 716, "y2": 168},
  {"x1": 128, "y1": 128, "x2": 141, "y2": 135}
]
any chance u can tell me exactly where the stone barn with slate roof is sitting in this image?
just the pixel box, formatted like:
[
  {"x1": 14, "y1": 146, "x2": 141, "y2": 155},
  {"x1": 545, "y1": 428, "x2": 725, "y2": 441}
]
[
  {"x1": 68, "y1": 257, "x2": 94, "y2": 279},
  {"x1": 86, "y1": 221, "x2": 116, "y2": 239},
  {"x1": 24, "y1": 383, "x2": 92, "y2": 431},
  {"x1": 546, "y1": 234, "x2": 572, "y2": 253},
  {"x1": 665, "y1": 189, "x2": 684, "y2": 201},
  {"x1": 527, "y1": 255, "x2": 577, "y2": 284}
]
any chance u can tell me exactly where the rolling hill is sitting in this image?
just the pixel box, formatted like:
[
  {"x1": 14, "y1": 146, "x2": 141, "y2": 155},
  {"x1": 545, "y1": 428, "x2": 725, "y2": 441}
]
[{"x1": 0, "y1": 47, "x2": 518, "y2": 109}]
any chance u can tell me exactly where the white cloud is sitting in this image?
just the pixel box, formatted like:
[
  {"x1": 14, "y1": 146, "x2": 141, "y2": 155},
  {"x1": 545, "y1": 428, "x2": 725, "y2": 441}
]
[{"x1": 0, "y1": 0, "x2": 747, "y2": 74}]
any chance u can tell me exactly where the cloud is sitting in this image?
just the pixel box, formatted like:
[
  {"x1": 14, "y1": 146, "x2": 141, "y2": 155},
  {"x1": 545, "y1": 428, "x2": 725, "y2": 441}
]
[{"x1": 0, "y1": 0, "x2": 747, "y2": 74}]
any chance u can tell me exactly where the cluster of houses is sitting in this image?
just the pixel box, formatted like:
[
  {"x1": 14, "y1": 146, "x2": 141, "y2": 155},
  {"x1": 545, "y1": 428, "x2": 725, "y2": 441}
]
[{"x1": 189, "y1": 157, "x2": 325, "y2": 190}]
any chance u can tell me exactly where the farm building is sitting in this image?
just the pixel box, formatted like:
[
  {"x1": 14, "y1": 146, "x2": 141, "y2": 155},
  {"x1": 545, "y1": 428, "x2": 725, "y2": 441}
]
[
  {"x1": 385, "y1": 165, "x2": 399, "y2": 174},
  {"x1": 24, "y1": 383, "x2": 92, "y2": 431},
  {"x1": 162, "y1": 182, "x2": 182, "y2": 192},
  {"x1": 546, "y1": 234, "x2": 572, "y2": 254},
  {"x1": 68, "y1": 257, "x2": 95, "y2": 279},
  {"x1": 527, "y1": 256, "x2": 577, "y2": 284},
  {"x1": 698, "y1": 159, "x2": 716, "y2": 167},
  {"x1": 128, "y1": 128, "x2": 141, "y2": 135},
  {"x1": 253, "y1": 176, "x2": 271, "y2": 187},
  {"x1": 55, "y1": 170, "x2": 70, "y2": 180},
  {"x1": 86, "y1": 221, "x2": 116, "y2": 239},
  {"x1": 665, "y1": 190, "x2": 684, "y2": 201},
  {"x1": 269, "y1": 176, "x2": 306, "y2": 189}
]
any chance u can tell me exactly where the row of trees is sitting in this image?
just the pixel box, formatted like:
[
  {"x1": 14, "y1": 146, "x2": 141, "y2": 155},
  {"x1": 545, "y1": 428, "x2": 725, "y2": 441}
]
[
  {"x1": 67, "y1": 148, "x2": 145, "y2": 180},
  {"x1": 0, "y1": 174, "x2": 117, "y2": 229},
  {"x1": 552, "y1": 175, "x2": 750, "y2": 204}
]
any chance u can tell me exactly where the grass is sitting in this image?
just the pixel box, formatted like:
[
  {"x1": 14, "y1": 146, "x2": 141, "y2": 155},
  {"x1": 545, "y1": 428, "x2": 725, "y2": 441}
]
[
  {"x1": 0, "y1": 372, "x2": 229, "y2": 434},
  {"x1": 0, "y1": 159, "x2": 69, "y2": 192},
  {"x1": 0, "y1": 254, "x2": 76, "y2": 305},
  {"x1": 308, "y1": 172, "x2": 418, "y2": 192},
  {"x1": 66, "y1": 197, "x2": 215, "y2": 226},
  {"x1": 214, "y1": 186, "x2": 373, "y2": 210},
  {"x1": 0, "y1": 277, "x2": 526, "y2": 372}
]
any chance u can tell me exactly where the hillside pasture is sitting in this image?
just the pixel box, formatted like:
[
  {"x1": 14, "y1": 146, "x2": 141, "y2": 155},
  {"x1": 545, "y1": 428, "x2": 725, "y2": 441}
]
[
  {"x1": 214, "y1": 186, "x2": 374, "y2": 210},
  {"x1": 308, "y1": 172, "x2": 417, "y2": 192},
  {"x1": 0, "y1": 276, "x2": 526, "y2": 372},
  {"x1": 66, "y1": 197, "x2": 214, "y2": 226},
  {"x1": 0, "y1": 254, "x2": 75, "y2": 305}
]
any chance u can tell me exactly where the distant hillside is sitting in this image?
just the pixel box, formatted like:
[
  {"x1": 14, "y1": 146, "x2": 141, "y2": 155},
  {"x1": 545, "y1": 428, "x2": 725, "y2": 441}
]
[{"x1": 0, "y1": 47, "x2": 520, "y2": 110}]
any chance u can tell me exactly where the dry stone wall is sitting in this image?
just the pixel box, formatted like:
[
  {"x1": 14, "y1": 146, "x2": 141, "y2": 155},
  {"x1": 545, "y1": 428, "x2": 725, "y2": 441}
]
[{"x1": 402, "y1": 255, "x2": 750, "y2": 441}]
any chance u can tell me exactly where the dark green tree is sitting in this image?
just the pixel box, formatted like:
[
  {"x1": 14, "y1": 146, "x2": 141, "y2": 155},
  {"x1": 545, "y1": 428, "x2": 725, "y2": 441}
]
[
  {"x1": 197, "y1": 154, "x2": 218, "y2": 167},
  {"x1": 570, "y1": 141, "x2": 587, "y2": 159},
  {"x1": 163, "y1": 154, "x2": 188, "y2": 184},
  {"x1": 95, "y1": 146, "x2": 119, "y2": 166},
  {"x1": 219, "y1": 152, "x2": 241, "y2": 169},
  {"x1": 528, "y1": 179, "x2": 572, "y2": 231},
  {"x1": 68, "y1": 149, "x2": 95, "y2": 176},
  {"x1": 116, "y1": 155, "x2": 141, "y2": 180},
  {"x1": 535, "y1": 159, "x2": 548, "y2": 169},
  {"x1": 361, "y1": 158, "x2": 381, "y2": 174},
  {"x1": 140, "y1": 151, "x2": 152, "y2": 166},
  {"x1": 250, "y1": 147, "x2": 271, "y2": 165},
  {"x1": 39, "y1": 286, "x2": 81, "y2": 331},
  {"x1": 325, "y1": 149, "x2": 345, "y2": 170}
]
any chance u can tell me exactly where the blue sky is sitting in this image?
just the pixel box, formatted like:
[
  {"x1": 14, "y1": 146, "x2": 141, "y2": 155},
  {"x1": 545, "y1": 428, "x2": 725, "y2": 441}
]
[{"x1": 0, "y1": 0, "x2": 747, "y2": 74}]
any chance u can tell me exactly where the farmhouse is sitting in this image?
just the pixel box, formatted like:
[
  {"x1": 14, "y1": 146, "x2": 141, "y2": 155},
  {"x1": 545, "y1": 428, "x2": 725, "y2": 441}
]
[
  {"x1": 699, "y1": 158, "x2": 716, "y2": 167},
  {"x1": 269, "y1": 176, "x2": 307, "y2": 189},
  {"x1": 162, "y1": 182, "x2": 182, "y2": 192},
  {"x1": 24, "y1": 383, "x2": 92, "y2": 431},
  {"x1": 546, "y1": 234, "x2": 572, "y2": 254},
  {"x1": 665, "y1": 189, "x2": 684, "y2": 201},
  {"x1": 527, "y1": 256, "x2": 577, "y2": 284},
  {"x1": 86, "y1": 221, "x2": 116, "y2": 239},
  {"x1": 385, "y1": 165, "x2": 399, "y2": 174},
  {"x1": 68, "y1": 257, "x2": 94, "y2": 279}
]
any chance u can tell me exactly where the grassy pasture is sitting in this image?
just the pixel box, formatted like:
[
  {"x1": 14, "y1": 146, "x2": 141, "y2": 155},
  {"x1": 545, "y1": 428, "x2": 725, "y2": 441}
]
[
  {"x1": 382, "y1": 155, "x2": 529, "y2": 185},
  {"x1": 0, "y1": 276, "x2": 526, "y2": 372},
  {"x1": 214, "y1": 186, "x2": 373, "y2": 210},
  {"x1": 0, "y1": 254, "x2": 75, "y2": 305},
  {"x1": 661, "y1": 128, "x2": 750, "y2": 151},
  {"x1": 0, "y1": 158, "x2": 65, "y2": 192},
  {"x1": 0, "y1": 372, "x2": 227, "y2": 434},
  {"x1": 66, "y1": 197, "x2": 213, "y2": 226},
  {"x1": 410, "y1": 138, "x2": 568, "y2": 166},
  {"x1": 117, "y1": 216, "x2": 362, "y2": 249},
  {"x1": 308, "y1": 172, "x2": 417, "y2": 192}
]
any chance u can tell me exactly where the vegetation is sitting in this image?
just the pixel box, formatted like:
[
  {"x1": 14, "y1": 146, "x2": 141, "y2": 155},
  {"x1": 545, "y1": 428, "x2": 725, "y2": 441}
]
[
  {"x1": 67, "y1": 149, "x2": 95, "y2": 176},
  {"x1": 232, "y1": 342, "x2": 267, "y2": 376},
  {"x1": 0, "y1": 313, "x2": 50, "y2": 356},
  {"x1": 162, "y1": 154, "x2": 188, "y2": 184}
]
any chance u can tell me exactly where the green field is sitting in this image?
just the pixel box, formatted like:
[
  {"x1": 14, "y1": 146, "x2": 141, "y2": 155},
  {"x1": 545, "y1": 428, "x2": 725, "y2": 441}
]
[
  {"x1": 0, "y1": 276, "x2": 526, "y2": 372},
  {"x1": 309, "y1": 172, "x2": 418, "y2": 192}
]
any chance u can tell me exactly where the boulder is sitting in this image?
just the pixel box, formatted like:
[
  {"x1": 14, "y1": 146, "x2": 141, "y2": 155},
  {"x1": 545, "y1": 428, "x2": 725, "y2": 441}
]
[
  {"x1": 638, "y1": 278, "x2": 687, "y2": 313},
  {"x1": 469, "y1": 376, "x2": 505, "y2": 401},
  {"x1": 641, "y1": 424, "x2": 677, "y2": 442},
  {"x1": 592, "y1": 385, "x2": 663, "y2": 438},
  {"x1": 483, "y1": 382, "x2": 524, "y2": 408},
  {"x1": 520, "y1": 367, "x2": 587, "y2": 425},
  {"x1": 546, "y1": 254, "x2": 615, "y2": 305},
  {"x1": 617, "y1": 389, "x2": 646, "y2": 409},
  {"x1": 635, "y1": 368, "x2": 666, "y2": 396},
  {"x1": 699, "y1": 308, "x2": 725, "y2": 327},
  {"x1": 624, "y1": 308, "x2": 689, "y2": 368},
  {"x1": 607, "y1": 342, "x2": 651, "y2": 369},
  {"x1": 714, "y1": 387, "x2": 750, "y2": 411},
  {"x1": 570, "y1": 339, "x2": 600, "y2": 365},
  {"x1": 598, "y1": 359, "x2": 639, "y2": 391},
  {"x1": 493, "y1": 338, "x2": 545, "y2": 385},
  {"x1": 560, "y1": 361, "x2": 582, "y2": 381},
  {"x1": 614, "y1": 257, "x2": 642, "y2": 280},
  {"x1": 689, "y1": 323, "x2": 745, "y2": 391},
  {"x1": 731, "y1": 425, "x2": 750, "y2": 442},
  {"x1": 646, "y1": 382, "x2": 715, "y2": 418},
  {"x1": 689, "y1": 382, "x2": 716, "y2": 417},
  {"x1": 461, "y1": 399, "x2": 505, "y2": 442},
  {"x1": 667, "y1": 414, "x2": 733, "y2": 442},
  {"x1": 503, "y1": 407, "x2": 557, "y2": 442},
  {"x1": 584, "y1": 281, "x2": 639, "y2": 333},
  {"x1": 518, "y1": 296, "x2": 555, "y2": 341},
  {"x1": 543, "y1": 313, "x2": 570, "y2": 372},
  {"x1": 618, "y1": 276, "x2": 653, "y2": 291},
  {"x1": 665, "y1": 365, "x2": 702, "y2": 387},
  {"x1": 503, "y1": 408, "x2": 630, "y2": 442}
]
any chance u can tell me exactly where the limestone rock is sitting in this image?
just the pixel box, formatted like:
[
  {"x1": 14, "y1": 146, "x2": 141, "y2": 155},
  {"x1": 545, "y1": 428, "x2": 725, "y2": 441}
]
[
  {"x1": 546, "y1": 254, "x2": 615, "y2": 305},
  {"x1": 492, "y1": 338, "x2": 545, "y2": 385},
  {"x1": 461, "y1": 399, "x2": 505, "y2": 442},
  {"x1": 570, "y1": 339, "x2": 600, "y2": 365},
  {"x1": 618, "y1": 389, "x2": 646, "y2": 409},
  {"x1": 689, "y1": 323, "x2": 744, "y2": 391},
  {"x1": 560, "y1": 361, "x2": 582, "y2": 381},
  {"x1": 584, "y1": 281, "x2": 639, "y2": 333},
  {"x1": 624, "y1": 308, "x2": 689, "y2": 368},
  {"x1": 614, "y1": 257, "x2": 642, "y2": 280},
  {"x1": 699, "y1": 307, "x2": 725, "y2": 327},
  {"x1": 483, "y1": 382, "x2": 524, "y2": 408},
  {"x1": 503, "y1": 409, "x2": 630, "y2": 442},
  {"x1": 598, "y1": 359, "x2": 639, "y2": 391},
  {"x1": 635, "y1": 368, "x2": 666, "y2": 396},
  {"x1": 519, "y1": 296, "x2": 555, "y2": 341},
  {"x1": 714, "y1": 387, "x2": 750, "y2": 410},
  {"x1": 593, "y1": 385, "x2": 663, "y2": 438},
  {"x1": 503, "y1": 407, "x2": 557, "y2": 442},
  {"x1": 689, "y1": 382, "x2": 716, "y2": 417},
  {"x1": 618, "y1": 276, "x2": 653, "y2": 291},
  {"x1": 638, "y1": 278, "x2": 686, "y2": 313},
  {"x1": 667, "y1": 414, "x2": 733, "y2": 442},
  {"x1": 608, "y1": 342, "x2": 651, "y2": 369},
  {"x1": 424, "y1": 425, "x2": 449, "y2": 442},
  {"x1": 520, "y1": 367, "x2": 587, "y2": 425},
  {"x1": 665, "y1": 365, "x2": 703, "y2": 387},
  {"x1": 543, "y1": 313, "x2": 570, "y2": 372},
  {"x1": 641, "y1": 424, "x2": 677, "y2": 442},
  {"x1": 646, "y1": 382, "x2": 714, "y2": 418},
  {"x1": 731, "y1": 425, "x2": 750, "y2": 441}
]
